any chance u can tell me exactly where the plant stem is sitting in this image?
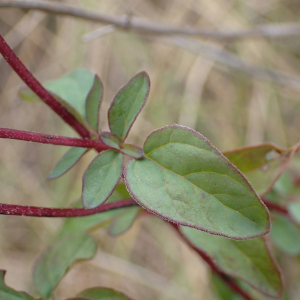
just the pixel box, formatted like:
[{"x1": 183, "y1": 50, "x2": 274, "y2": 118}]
[
  {"x1": 262, "y1": 198, "x2": 288, "y2": 215},
  {"x1": 0, "y1": 199, "x2": 136, "y2": 217},
  {"x1": 0, "y1": 128, "x2": 110, "y2": 151},
  {"x1": 171, "y1": 223, "x2": 256, "y2": 300},
  {"x1": 0, "y1": 34, "x2": 91, "y2": 138}
]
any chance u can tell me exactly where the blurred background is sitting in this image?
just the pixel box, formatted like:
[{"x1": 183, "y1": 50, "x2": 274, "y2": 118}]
[{"x1": 0, "y1": 0, "x2": 300, "y2": 299}]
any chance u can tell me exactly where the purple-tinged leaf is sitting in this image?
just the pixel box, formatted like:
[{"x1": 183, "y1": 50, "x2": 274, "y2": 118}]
[
  {"x1": 85, "y1": 75, "x2": 103, "y2": 132},
  {"x1": 33, "y1": 233, "x2": 97, "y2": 299},
  {"x1": 47, "y1": 147, "x2": 88, "y2": 179},
  {"x1": 180, "y1": 226, "x2": 283, "y2": 298},
  {"x1": 223, "y1": 143, "x2": 292, "y2": 196},
  {"x1": 124, "y1": 124, "x2": 270, "y2": 240},
  {"x1": 0, "y1": 270, "x2": 36, "y2": 300},
  {"x1": 100, "y1": 131, "x2": 122, "y2": 150},
  {"x1": 108, "y1": 72, "x2": 150, "y2": 140},
  {"x1": 82, "y1": 150, "x2": 123, "y2": 209}
]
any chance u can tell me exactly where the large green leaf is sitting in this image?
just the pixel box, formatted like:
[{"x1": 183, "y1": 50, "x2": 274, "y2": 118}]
[
  {"x1": 85, "y1": 75, "x2": 103, "y2": 132},
  {"x1": 0, "y1": 270, "x2": 36, "y2": 300},
  {"x1": 76, "y1": 287, "x2": 133, "y2": 300},
  {"x1": 47, "y1": 147, "x2": 88, "y2": 179},
  {"x1": 180, "y1": 226, "x2": 283, "y2": 298},
  {"x1": 59, "y1": 184, "x2": 133, "y2": 238},
  {"x1": 125, "y1": 125, "x2": 270, "y2": 240},
  {"x1": 270, "y1": 215, "x2": 300, "y2": 255},
  {"x1": 223, "y1": 143, "x2": 292, "y2": 196},
  {"x1": 108, "y1": 72, "x2": 150, "y2": 140},
  {"x1": 33, "y1": 233, "x2": 97, "y2": 299},
  {"x1": 82, "y1": 150, "x2": 124, "y2": 208}
]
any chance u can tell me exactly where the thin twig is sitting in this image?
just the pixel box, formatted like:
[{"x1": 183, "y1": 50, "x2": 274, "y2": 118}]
[
  {"x1": 0, "y1": 34, "x2": 91, "y2": 138},
  {"x1": 262, "y1": 198, "x2": 289, "y2": 215},
  {"x1": 1, "y1": 0, "x2": 300, "y2": 40},
  {"x1": 0, "y1": 199, "x2": 136, "y2": 217},
  {"x1": 157, "y1": 35, "x2": 300, "y2": 91},
  {"x1": 0, "y1": 128, "x2": 109, "y2": 151}
]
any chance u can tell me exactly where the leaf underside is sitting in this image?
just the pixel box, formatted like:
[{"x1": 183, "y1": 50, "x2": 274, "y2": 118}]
[
  {"x1": 47, "y1": 147, "x2": 88, "y2": 179},
  {"x1": 33, "y1": 233, "x2": 97, "y2": 299},
  {"x1": 82, "y1": 150, "x2": 123, "y2": 209},
  {"x1": 125, "y1": 124, "x2": 270, "y2": 240},
  {"x1": 108, "y1": 71, "x2": 150, "y2": 140},
  {"x1": 180, "y1": 226, "x2": 283, "y2": 298}
]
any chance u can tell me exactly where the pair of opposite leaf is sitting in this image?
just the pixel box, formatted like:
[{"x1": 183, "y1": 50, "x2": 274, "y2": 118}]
[{"x1": 41, "y1": 70, "x2": 270, "y2": 241}]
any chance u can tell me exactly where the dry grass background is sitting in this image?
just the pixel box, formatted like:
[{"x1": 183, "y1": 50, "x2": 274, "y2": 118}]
[{"x1": 0, "y1": 0, "x2": 300, "y2": 299}]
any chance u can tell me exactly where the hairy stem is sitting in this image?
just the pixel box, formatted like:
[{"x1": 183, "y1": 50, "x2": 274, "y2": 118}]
[
  {"x1": 0, "y1": 128, "x2": 110, "y2": 151},
  {"x1": 0, "y1": 34, "x2": 91, "y2": 138},
  {"x1": 0, "y1": 199, "x2": 136, "y2": 217}
]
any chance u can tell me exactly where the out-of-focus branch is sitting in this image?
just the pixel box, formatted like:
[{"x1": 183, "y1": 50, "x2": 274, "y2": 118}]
[{"x1": 1, "y1": 0, "x2": 300, "y2": 40}]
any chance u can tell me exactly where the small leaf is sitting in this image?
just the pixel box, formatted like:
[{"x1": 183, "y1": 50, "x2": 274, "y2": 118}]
[
  {"x1": 0, "y1": 270, "x2": 36, "y2": 300},
  {"x1": 124, "y1": 125, "x2": 270, "y2": 240},
  {"x1": 78, "y1": 287, "x2": 133, "y2": 300},
  {"x1": 100, "y1": 131, "x2": 122, "y2": 150},
  {"x1": 288, "y1": 200, "x2": 300, "y2": 224},
  {"x1": 120, "y1": 144, "x2": 144, "y2": 159},
  {"x1": 180, "y1": 226, "x2": 283, "y2": 298},
  {"x1": 108, "y1": 72, "x2": 150, "y2": 140},
  {"x1": 270, "y1": 215, "x2": 300, "y2": 255},
  {"x1": 82, "y1": 150, "x2": 123, "y2": 209},
  {"x1": 59, "y1": 184, "x2": 132, "y2": 238},
  {"x1": 33, "y1": 233, "x2": 97, "y2": 299},
  {"x1": 85, "y1": 75, "x2": 103, "y2": 132},
  {"x1": 223, "y1": 143, "x2": 292, "y2": 196},
  {"x1": 47, "y1": 147, "x2": 88, "y2": 179},
  {"x1": 108, "y1": 206, "x2": 141, "y2": 236}
]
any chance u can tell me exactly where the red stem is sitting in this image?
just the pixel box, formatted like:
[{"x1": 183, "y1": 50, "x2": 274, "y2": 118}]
[
  {"x1": 0, "y1": 34, "x2": 91, "y2": 138},
  {"x1": 262, "y1": 198, "x2": 288, "y2": 215},
  {"x1": 0, "y1": 128, "x2": 110, "y2": 151},
  {"x1": 0, "y1": 199, "x2": 136, "y2": 217},
  {"x1": 171, "y1": 223, "x2": 256, "y2": 300}
]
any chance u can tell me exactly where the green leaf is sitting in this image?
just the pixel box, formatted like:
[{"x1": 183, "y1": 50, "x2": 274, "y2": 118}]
[
  {"x1": 85, "y1": 75, "x2": 103, "y2": 132},
  {"x1": 47, "y1": 147, "x2": 88, "y2": 179},
  {"x1": 0, "y1": 270, "x2": 36, "y2": 300},
  {"x1": 77, "y1": 287, "x2": 133, "y2": 300},
  {"x1": 180, "y1": 226, "x2": 283, "y2": 298},
  {"x1": 100, "y1": 131, "x2": 122, "y2": 150},
  {"x1": 82, "y1": 150, "x2": 124, "y2": 208},
  {"x1": 45, "y1": 68, "x2": 94, "y2": 117},
  {"x1": 120, "y1": 144, "x2": 144, "y2": 159},
  {"x1": 223, "y1": 143, "x2": 292, "y2": 196},
  {"x1": 18, "y1": 69, "x2": 96, "y2": 130},
  {"x1": 33, "y1": 233, "x2": 97, "y2": 299},
  {"x1": 270, "y1": 215, "x2": 300, "y2": 255},
  {"x1": 59, "y1": 184, "x2": 132, "y2": 238},
  {"x1": 108, "y1": 72, "x2": 150, "y2": 140},
  {"x1": 288, "y1": 200, "x2": 300, "y2": 224},
  {"x1": 125, "y1": 125, "x2": 270, "y2": 240},
  {"x1": 108, "y1": 206, "x2": 141, "y2": 236}
]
